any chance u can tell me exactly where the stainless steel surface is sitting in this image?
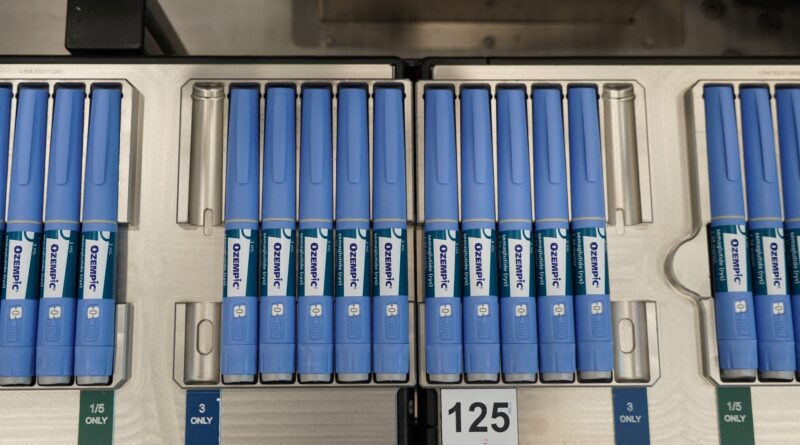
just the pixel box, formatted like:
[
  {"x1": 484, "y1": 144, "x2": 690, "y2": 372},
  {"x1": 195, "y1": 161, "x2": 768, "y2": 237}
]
[
  {"x1": 415, "y1": 79, "x2": 661, "y2": 388},
  {"x1": 181, "y1": 302, "x2": 220, "y2": 385},
  {"x1": 612, "y1": 300, "x2": 651, "y2": 382},
  {"x1": 603, "y1": 83, "x2": 652, "y2": 226},
  {"x1": 184, "y1": 82, "x2": 224, "y2": 229}
]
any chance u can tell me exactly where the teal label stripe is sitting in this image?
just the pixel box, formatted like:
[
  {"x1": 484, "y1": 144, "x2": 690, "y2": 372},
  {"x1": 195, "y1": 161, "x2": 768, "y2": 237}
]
[
  {"x1": 500, "y1": 230, "x2": 534, "y2": 298},
  {"x1": 749, "y1": 227, "x2": 787, "y2": 296},
  {"x1": 373, "y1": 228, "x2": 408, "y2": 297},
  {"x1": 462, "y1": 228, "x2": 497, "y2": 297},
  {"x1": 223, "y1": 229, "x2": 258, "y2": 298},
  {"x1": 41, "y1": 229, "x2": 79, "y2": 299},
  {"x1": 572, "y1": 227, "x2": 610, "y2": 296},
  {"x1": 299, "y1": 228, "x2": 333, "y2": 297},
  {"x1": 710, "y1": 225, "x2": 750, "y2": 294},
  {"x1": 535, "y1": 228, "x2": 572, "y2": 297},
  {"x1": 425, "y1": 229, "x2": 459, "y2": 299},
  {"x1": 2, "y1": 230, "x2": 41, "y2": 300},
  {"x1": 260, "y1": 228, "x2": 295, "y2": 297},
  {"x1": 785, "y1": 228, "x2": 800, "y2": 296},
  {"x1": 336, "y1": 228, "x2": 370, "y2": 297},
  {"x1": 79, "y1": 231, "x2": 117, "y2": 300}
]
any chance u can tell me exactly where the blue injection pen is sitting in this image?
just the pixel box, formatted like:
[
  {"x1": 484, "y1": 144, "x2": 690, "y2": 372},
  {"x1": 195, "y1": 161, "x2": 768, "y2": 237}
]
[
  {"x1": 297, "y1": 86, "x2": 334, "y2": 383},
  {"x1": 460, "y1": 87, "x2": 500, "y2": 382},
  {"x1": 335, "y1": 86, "x2": 371, "y2": 382},
  {"x1": 220, "y1": 85, "x2": 260, "y2": 384},
  {"x1": 0, "y1": 85, "x2": 9, "y2": 292},
  {"x1": 532, "y1": 86, "x2": 576, "y2": 383},
  {"x1": 775, "y1": 87, "x2": 800, "y2": 376},
  {"x1": 703, "y1": 85, "x2": 758, "y2": 381},
  {"x1": 0, "y1": 84, "x2": 48, "y2": 386},
  {"x1": 496, "y1": 86, "x2": 538, "y2": 383},
  {"x1": 372, "y1": 86, "x2": 409, "y2": 382},
  {"x1": 567, "y1": 86, "x2": 614, "y2": 382},
  {"x1": 259, "y1": 85, "x2": 296, "y2": 383},
  {"x1": 36, "y1": 84, "x2": 85, "y2": 385},
  {"x1": 424, "y1": 87, "x2": 462, "y2": 383},
  {"x1": 740, "y1": 86, "x2": 795, "y2": 381},
  {"x1": 75, "y1": 85, "x2": 122, "y2": 385}
]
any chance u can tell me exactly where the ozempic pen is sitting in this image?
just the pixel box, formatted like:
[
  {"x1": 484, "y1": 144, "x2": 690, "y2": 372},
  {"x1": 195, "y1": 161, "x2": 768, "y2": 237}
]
[
  {"x1": 297, "y1": 86, "x2": 334, "y2": 383},
  {"x1": 567, "y1": 86, "x2": 614, "y2": 382},
  {"x1": 259, "y1": 85, "x2": 297, "y2": 383},
  {"x1": 36, "y1": 84, "x2": 85, "y2": 385},
  {"x1": 424, "y1": 87, "x2": 462, "y2": 383},
  {"x1": 372, "y1": 86, "x2": 409, "y2": 382},
  {"x1": 703, "y1": 85, "x2": 758, "y2": 381},
  {"x1": 74, "y1": 84, "x2": 122, "y2": 385},
  {"x1": 775, "y1": 86, "x2": 800, "y2": 377},
  {"x1": 460, "y1": 87, "x2": 500, "y2": 382},
  {"x1": 335, "y1": 86, "x2": 371, "y2": 382},
  {"x1": 0, "y1": 84, "x2": 48, "y2": 386},
  {"x1": 220, "y1": 85, "x2": 260, "y2": 384},
  {"x1": 740, "y1": 86, "x2": 795, "y2": 381},
  {"x1": 496, "y1": 86, "x2": 538, "y2": 383},
  {"x1": 532, "y1": 86, "x2": 576, "y2": 383}
]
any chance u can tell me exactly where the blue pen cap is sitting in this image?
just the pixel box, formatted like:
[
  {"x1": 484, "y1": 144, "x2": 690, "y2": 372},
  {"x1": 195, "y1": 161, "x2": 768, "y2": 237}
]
[
  {"x1": 225, "y1": 85, "x2": 260, "y2": 225},
  {"x1": 424, "y1": 87, "x2": 459, "y2": 227},
  {"x1": 83, "y1": 85, "x2": 121, "y2": 226},
  {"x1": 336, "y1": 86, "x2": 370, "y2": 225},
  {"x1": 45, "y1": 84, "x2": 85, "y2": 225},
  {"x1": 373, "y1": 86, "x2": 406, "y2": 227},
  {"x1": 741, "y1": 86, "x2": 782, "y2": 221},
  {"x1": 299, "y1": 86, "x2": 333, "y2": 224},
  {"x1": 567, "y1": 86, "x2": 606, "y2": 221},
  {"x1": 704, "y1": 85, "x2": 746, "y2": 221},
  {"x1": 460, "y1": 87, "x2": 496, "y2": 228},
  {"x1": 263, "y1": 85, "x2": 296, "y2": 225},
  {"x1": 496, "y1": 87, "x2": 532, "y2": 229},
  {"x1": 776, "y1": 87, "x2": 800, "y2": 223},
  {"x1": 8, "y1": 84, "x2": 49, "y2": 228},
  {"x1": 0, "y1": 85, "x2": 11, "y2": 229},
  {"x1": 532, "y1": 87, "x2": 569, "y2": 222}
]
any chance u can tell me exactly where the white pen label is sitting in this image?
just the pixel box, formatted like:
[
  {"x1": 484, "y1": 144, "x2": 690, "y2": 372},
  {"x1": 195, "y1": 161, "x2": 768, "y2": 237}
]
[
  {"x1": 462, "y1": 228, "x2": 496, "y2": 297},
  {"x1": 535, "y1": 228, "x2": 571, "y2": 297},
  {"x1": 223, "y1": 229, "x2": 257, "y2": 298},
  {"x1": 710, "y1": 225, "x2": 750, "y2": 293},
  {"x1": 2, "y1": 231, "x2": 41, "y2": 300},
  {"x1": 750, "y1": 228, "x2": 787, "y2": 296},
  {"x1": 788, "y1": 228, "x2": 800, "y2": 296},
  {"x1": 42, "y1": 230, "x2": 78, "y2": 299},
  {"x1": 336, "y1": 228, "x2": 369, "y2": 297},
  {"x1": 299, "y1": 228, "x2": 333, "y2": 297},
  {"x1": 373, "y1": 228, "x2": 407, "y2": 297},
  {"x1": 260, "y1": 228, "x2": 295, "y2": 297},
  {"x1": 426, "y1": 230, "x2": 459, "y2": 298},
  {"x1": 573, "y1": 227, "x2": 609, "y2": 296},
  {"x1": 79, "y1": 231, "x2": 116, "y2": 300},
  {"x1": 500, "y1": 230, "x2": 533, "y2": 298}
]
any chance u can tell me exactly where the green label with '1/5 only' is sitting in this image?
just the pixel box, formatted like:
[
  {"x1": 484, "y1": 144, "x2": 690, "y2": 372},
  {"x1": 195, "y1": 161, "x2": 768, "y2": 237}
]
[
  {"x1": 572, "y1": 227, "x2": 610, "y2": 296},
  {"x1": 709, "y1": 225, "x2": 749, "y2": 294},
  {"x1": 535, "y1": 228, "x2": 571, "y2": 297},
  {"x1": 223, "y1": 229, "x2": 258, "y2": 298},
  {"x1": 260, "y1": 228, "x2": 295, "y2": 297},
  {"x1": 462, "y1": 228, "x2": 497, "y2": 297},
  {"x1": 79, "y1": 231, "x2": 117, "y2": 300},
  {"x1": 500, "y1": 230, "x2": 534, "y2": 298},
  {"x1": 788, "y1": 228, "x2": 800, "y2": 296},
  {"x1": 299, "y1": 228, "x2": 333, "y2": 297},
  {"x1": 749, "y1": 227, "x2": 787, "y2": 296},
  {"x1": 337, "y1": 228, "x2": 370, "y2": 297},
  {"x1": 41, "y1": 229, "x2": 79, "y2": 298},
  {"x1": 425, "y1": 230, "x2": 459, "y2": 298},
  {"x1": 3, "y1": 231, "x2": 41, "y2": 300},
  {"x1": 373, "y1": 228, "x2": 407, "y2": 297}
]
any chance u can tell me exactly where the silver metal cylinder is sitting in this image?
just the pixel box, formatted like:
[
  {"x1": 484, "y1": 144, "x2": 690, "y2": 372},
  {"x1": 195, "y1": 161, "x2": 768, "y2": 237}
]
[
  {"x1": 183, "y1": 302, "x2": 222, "y2": 385},
  {"x1": 603, "y1": 84, "x2": 643, "y2": 226},
  {"x1": 612, "y1": 301, "x2": 651, "y2": 383},
  {"x1": 187, "y1": 82, "x2": 225, "y2": 228}
]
